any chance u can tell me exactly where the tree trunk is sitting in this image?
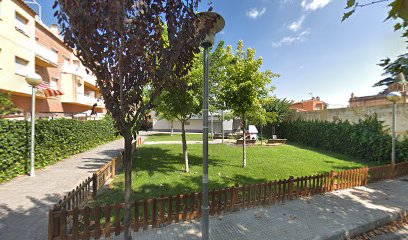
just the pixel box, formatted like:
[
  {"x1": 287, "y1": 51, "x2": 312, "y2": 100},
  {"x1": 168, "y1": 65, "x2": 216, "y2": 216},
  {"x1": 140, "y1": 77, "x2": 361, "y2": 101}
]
[
  {"x1": 181, "y1": 121, "x2": 189, "y2": 173},
  {"x1": 260, "y1": 126, "x2": 263, "y2": 146},
  {"x1": 123, "y1": 132, "x2": 133, "y2": 240},
  {"x1": 211, "y1": 112, "x2": 214, "y2": 140},
  {"x1": 171, "y1": 120, "x2": 174, "y2": 136},
  {"x1": 243, "y1": 119, "x2": 247, "y2": 168},
  {"x1": 221, "y1": 110, "x2": 224, "y2": 144}
]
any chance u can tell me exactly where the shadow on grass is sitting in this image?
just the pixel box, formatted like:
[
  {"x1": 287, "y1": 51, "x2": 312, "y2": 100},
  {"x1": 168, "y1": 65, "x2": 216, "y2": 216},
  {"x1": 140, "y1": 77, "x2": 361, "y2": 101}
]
[
  {"x1": 132, "y1": 146, "x2": 240, "y2": 177},
  {"x1": 96, "y1": 173, "x2": 269, "y2": 205}
]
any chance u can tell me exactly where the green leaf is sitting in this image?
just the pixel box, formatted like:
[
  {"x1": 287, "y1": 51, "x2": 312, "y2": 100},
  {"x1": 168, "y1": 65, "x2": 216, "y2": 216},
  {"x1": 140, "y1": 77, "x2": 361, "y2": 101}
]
[
  {"x1": 394, "y1": 22, "x2": 403, "y2": 31},
  {"x1": 346, "y1": 0, "x2": 356, "y2": 9},
  {"x1": 342, "y1": 10, "x2": 355, "y2": 22}
]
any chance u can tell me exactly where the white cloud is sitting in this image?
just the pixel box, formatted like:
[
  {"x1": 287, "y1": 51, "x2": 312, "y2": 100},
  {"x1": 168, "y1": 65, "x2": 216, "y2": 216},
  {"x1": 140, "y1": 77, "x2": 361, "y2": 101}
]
[
  {"x1": 301, "y1": 0, "x2": 331, "y2": 11},
  {"x1": 246, "y1": 7, "x2": 267, "y2": 19},
  {"x1": 288, "y1": 15, "x2": 306, "y2": 32},
  {"x1": 272, "y1": 30, "x2": 310, "y2": 48}
]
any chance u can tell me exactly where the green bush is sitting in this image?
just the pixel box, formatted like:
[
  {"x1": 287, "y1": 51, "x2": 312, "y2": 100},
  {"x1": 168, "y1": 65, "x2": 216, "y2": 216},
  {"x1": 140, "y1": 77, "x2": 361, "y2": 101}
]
[
  {"x1": 277, "y1": 117, "x2": 408, "y2": 163},
  {"x1": 0, "y1": 116, "x2": 118, "y2": 182}
]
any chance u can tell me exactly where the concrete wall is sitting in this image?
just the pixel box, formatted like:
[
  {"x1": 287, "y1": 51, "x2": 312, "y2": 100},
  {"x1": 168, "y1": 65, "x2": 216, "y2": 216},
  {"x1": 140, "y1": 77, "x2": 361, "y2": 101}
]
[
  {"x1": 152, "y1": 118, "x2": 234, "y2": 133},
  {"x1": 288, "y1": 103, "x2": 408, "y2": 135}
]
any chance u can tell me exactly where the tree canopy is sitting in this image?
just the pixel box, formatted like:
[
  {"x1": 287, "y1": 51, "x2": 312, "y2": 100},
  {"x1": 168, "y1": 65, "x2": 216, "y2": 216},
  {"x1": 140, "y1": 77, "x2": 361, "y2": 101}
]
[
  {"x1": 154, "y1": 54, "x2": 203, "y2": 172},
  {"x1": 219, "y1": 40, "x2": 278, "y2": 166},
  {"x1": 343, "y1": 0, "x2": 408, "y2": 37},
  {"x1": 374, "y1": 54, "x2": 408, "y2": 92},
  {"x1": 54, "y1": 1, "x2": 217, "y2": 239}
]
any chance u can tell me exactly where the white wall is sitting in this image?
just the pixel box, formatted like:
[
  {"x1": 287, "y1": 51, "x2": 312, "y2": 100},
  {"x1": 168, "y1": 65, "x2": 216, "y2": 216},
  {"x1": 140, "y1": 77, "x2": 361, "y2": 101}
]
[{"x1": 152, "y1": 118, "x2": 234, "y2": 133}]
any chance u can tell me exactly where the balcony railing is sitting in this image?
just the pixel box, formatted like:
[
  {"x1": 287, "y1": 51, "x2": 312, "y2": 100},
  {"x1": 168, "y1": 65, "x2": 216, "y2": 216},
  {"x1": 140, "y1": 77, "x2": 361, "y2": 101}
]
[
  {"x1": 15, "y1": 21, "x2": 31, "y2": 36},
  {"x1": 35, "y1": 43, "x2": 58, "y2": 66},
  {"x1": 77, "y1": 94, "x2": 104, "y2": 107},
  {"x1": 62, "y1": 63, "x2": 96, "y2": 85},
  {"x1": 15, "y1": 64, "x2": 29, "y2": 77}
]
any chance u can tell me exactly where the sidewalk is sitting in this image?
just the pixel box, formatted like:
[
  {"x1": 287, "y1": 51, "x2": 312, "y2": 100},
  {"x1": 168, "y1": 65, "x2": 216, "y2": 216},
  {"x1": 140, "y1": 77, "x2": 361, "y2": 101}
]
[
  {"x1": 130, "y1": 177, "x2": 408, "y2": 240},
  {"x1": 0, "y1": 138, "x2": 128, "y2": 240}
]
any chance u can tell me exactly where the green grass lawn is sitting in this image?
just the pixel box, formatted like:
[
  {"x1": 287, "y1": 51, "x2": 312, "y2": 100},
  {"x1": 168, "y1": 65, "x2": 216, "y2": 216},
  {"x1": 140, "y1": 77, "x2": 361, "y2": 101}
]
[
  {"x1": 146, "y1": 133, "x2": 210, "y2": 142},
  {"x1": 95, "y1": 143, "x2": 376, "y2": 205}
]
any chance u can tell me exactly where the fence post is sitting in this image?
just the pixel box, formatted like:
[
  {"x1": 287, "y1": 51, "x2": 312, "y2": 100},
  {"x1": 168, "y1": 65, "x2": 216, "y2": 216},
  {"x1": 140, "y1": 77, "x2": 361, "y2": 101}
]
[
  {"x1": 112, "y1": 158, "x2": 116, "y2": 178},
  {"x1": 232, "y1": 183, "x2": 239, "y2": 211},
  {"x1": 329, "y1": 171, "x2": 335, "y2": 191},
  {"x1": 288, "y1": 176, "x2": 294, "y2": 200},
  {"x1": 391, "y1": 164, "x2": 396, "y2": 179},
  {"x1": 48, "y1": 207, "x2": 57, "y2": 240},
  {"x1": 92, "y1": 173, "x2": 97, "y2": 199}
]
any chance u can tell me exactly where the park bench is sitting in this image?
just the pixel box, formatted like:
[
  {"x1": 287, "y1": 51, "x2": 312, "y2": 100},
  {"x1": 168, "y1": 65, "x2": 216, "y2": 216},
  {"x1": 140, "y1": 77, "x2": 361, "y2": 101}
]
[
  {"x1": 236, "y1": 139, "x2": 256, "y2": 145},
  {"x1": 267, "y1": 139, "x2": 287, "y2": 144}
]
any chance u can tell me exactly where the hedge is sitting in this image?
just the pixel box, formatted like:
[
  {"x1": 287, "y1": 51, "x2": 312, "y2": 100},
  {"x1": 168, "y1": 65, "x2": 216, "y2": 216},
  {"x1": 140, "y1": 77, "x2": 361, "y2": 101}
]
[
  {"x1": 0, "y1": 116, "x2": 118, "y2": 182},
  {"x1": 277, "y1": 117, "x2": 408, "y2": 163}
]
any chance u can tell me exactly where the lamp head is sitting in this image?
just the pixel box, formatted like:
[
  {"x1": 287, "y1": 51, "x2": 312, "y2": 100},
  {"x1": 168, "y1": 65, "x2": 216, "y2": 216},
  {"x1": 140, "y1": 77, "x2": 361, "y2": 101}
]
[
  {"x1": 196, "y1": 12, "x2": 225, "y2": 48},
  {"x1": 25, "y1": 73, "x2": 42, "y2": 87},
  {"x1": 387, "y1": 91, "x2": 402, "y2": 103}
]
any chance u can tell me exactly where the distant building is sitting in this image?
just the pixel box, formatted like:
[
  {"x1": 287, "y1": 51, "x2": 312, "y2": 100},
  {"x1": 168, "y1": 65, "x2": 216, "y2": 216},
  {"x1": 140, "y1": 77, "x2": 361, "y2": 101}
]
[
  {"x1": 349, "y1": 81, "x2": 408, "y2": 108},
  {"x1": 289, "y1": 97, "x2": 327, "y2": 112}
]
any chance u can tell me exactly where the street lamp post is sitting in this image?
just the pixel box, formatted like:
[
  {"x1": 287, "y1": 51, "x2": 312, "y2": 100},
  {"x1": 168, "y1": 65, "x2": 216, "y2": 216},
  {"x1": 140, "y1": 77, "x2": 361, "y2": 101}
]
[
  {"x1": 25, "y1": 73, "x2": 43, "y2": 177},
  {"x1": 387, "y1": 91, "x2": 402, "y2": 167},
  {"x1": 197, "y1": 12, "x2": 225, "y2": 240}
]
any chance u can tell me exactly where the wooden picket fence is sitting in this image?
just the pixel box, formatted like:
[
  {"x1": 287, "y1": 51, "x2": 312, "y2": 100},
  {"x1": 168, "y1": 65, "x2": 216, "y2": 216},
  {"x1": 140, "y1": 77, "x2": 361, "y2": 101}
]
[
  {"x1": 49, "y1": 162, "x2": 408, "y2": 240},
  {"x1": 53, "y1": 136, "x2": 142, "y2": 211}
]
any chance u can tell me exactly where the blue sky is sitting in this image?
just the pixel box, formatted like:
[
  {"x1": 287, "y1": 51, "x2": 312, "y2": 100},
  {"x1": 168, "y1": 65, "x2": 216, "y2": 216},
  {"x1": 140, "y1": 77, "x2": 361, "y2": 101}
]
[{"x1": 33, "y1": 0, "x2": 405, "y2": 107}]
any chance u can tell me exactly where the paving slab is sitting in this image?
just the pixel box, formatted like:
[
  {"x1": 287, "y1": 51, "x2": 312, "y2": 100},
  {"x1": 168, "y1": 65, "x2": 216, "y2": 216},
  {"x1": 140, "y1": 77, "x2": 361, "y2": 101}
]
[
  {"x1": 0, "y1": 138, "x2": 132, "y2": 240},
  {"x1": 118, "y1": 177, "x2": 408, "y2": 240}
]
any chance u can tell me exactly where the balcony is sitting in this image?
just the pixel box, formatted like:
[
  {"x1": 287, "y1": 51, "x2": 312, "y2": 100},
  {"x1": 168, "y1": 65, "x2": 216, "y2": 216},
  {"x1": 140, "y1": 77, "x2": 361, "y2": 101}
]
[
  {"x1": 15, "y1": 20, "x2": 31, "y2": 36},
  {"x1": 77, "y1": 94, "x2": 104, "y2": 107},
  {"x1": 35, "y1": 43, "x2": 58, "y2": 68},
  {"x1": 62, "y1": 63, "x2": 96, "y2": 85}
]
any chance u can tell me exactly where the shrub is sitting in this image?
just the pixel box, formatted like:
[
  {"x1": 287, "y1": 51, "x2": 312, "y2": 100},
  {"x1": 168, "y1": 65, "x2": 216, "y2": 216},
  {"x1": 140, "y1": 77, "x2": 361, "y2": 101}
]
[
  {"x1": 277, "y1": 116, "x2": 408, "y2": 163},
  {"x1": 0, "y1": 116, "x2": 118, "y2": 182}
]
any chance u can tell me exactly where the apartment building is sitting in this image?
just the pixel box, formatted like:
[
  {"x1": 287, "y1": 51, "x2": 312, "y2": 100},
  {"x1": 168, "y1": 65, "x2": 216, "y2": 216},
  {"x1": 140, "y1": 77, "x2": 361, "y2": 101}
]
[{"x1": 0, "y1": 0, "x2": 105, "y2": 117}]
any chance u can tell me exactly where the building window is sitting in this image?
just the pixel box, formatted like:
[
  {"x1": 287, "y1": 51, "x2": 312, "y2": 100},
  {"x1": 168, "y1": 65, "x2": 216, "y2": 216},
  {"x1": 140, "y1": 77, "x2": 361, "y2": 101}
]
[
  {"x1": 15, "y1": 56, "x2": 29, "y2": 76},
  {"x1": 51, "y1": 77, "x2": 58, "y2": 90},
  {"x1": 15, "y1": 12, "x2": 30, "y2": 35}
]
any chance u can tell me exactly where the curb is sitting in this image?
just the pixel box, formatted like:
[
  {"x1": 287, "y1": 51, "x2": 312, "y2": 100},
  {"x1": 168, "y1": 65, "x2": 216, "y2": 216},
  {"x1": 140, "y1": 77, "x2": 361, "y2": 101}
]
[{"x1": 315, "y1": 209, "x2": 408, "y2": 240}]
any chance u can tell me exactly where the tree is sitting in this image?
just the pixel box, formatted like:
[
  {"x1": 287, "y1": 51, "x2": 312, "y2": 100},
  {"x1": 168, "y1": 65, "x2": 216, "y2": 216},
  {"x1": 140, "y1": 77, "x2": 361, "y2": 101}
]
[
  {"x1": 342, "y1": 1, "x2": 408, "y2": 93},
  {"x1": 0, "y1": 92, "x2": 19, "y2": 116},
  {"x1": 263, "y1": 98, "x2": 292, "y2": 138},
  {"x1": 342, "y1": 0, "x2": 408, "y2": 37},
  {"x1": 54, "y1": 1, "x2": 214, "y2": 238},
  {"x1": 155, "y1": 56, "x2": 203, "y2": 173},
  {"x1": 373, "y1": 54, "x2": 408, "y2": 92},
  {"x1": 220, "y1": 40, "x2": 278, "y2": 167},
  {"x1": 208, "y1": 41, "x2": 233, "y2": 141},
  {"x1": 247, "y1": 98, "x2": 270, "y2": 145}
]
